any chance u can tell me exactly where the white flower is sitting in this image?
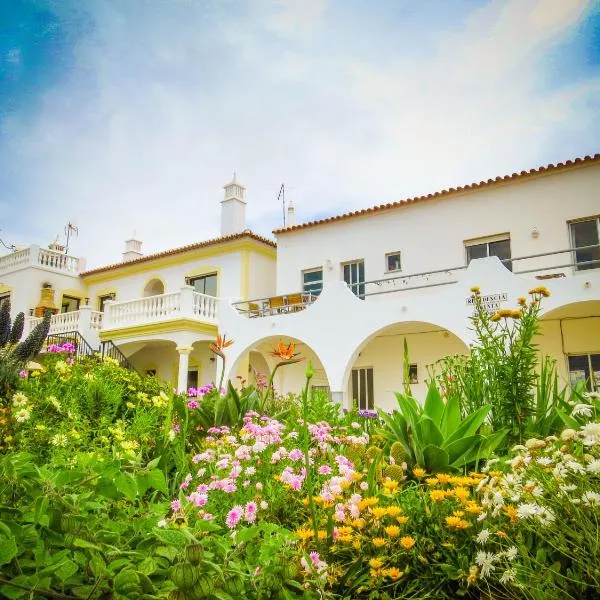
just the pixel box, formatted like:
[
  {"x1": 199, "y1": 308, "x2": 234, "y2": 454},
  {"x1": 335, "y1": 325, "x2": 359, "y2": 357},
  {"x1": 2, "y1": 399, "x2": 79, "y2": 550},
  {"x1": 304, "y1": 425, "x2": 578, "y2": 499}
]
[
  {"x1": 537, "y1": 507, "x2": 555, "y2": 526},
  {"x1": 50, "y1": 434, "x2": 68, "y2": 447},
  {"x1": 12, "y1": 392, "x2": 28, "y2": 407},
  {"x1": 571, "y1": 404, "x2": 594, "y2": 418},
  {"x1": 586, "y1": 459, "x2": 600, "y2": 474},
  {"x1": 500, "y1": 568, "x2": 516, "y2": 584},
  {"x1": 584, "y1": 391, "x2": 600, "y2": 400},
  {"x1": 559, "y1": 484, "x2": 577, "y2": 493},
  {"x1": 511, "y1": 444, "x2": 528, "y2": 452},
  {"x1": 260, "y1": 501, "x2": 268, "y2": 510},
  {"x1": 517, "y1": 503, "x2": 539, "y2": 520},
  {"x1": 157, "y1": 519, "x2": 167, "y2": 528},
  {"x1": 475, "y1": 551, "x2": 497, "y2": 578},
  {"x1": 536, "y1": 457, "x2": 553, "y2": 466},
  {"x1": 581, "y1": 491, "x2": 600, "y2": 506},
  {"x1": 475, "y1": 529, "x2": 491, "y2": 545},
  {"x1": 47, "y1": 396, "x2": 61, "y2": 411},
  {"x1": 565, "y1": 460, "x2": 586, "y2": 474},
  {"x1": 14, "y1": 408, "x2": 31, "y2": 422},
  {"x1": 580, "y1": 423, "x2": 600, "y2": 447},
  {"x1": 505, "y1": 546, "x2": 518, "y2": 561},
  {"x1": 168, "y1": 430, "x2": 176, "y2": 441}
]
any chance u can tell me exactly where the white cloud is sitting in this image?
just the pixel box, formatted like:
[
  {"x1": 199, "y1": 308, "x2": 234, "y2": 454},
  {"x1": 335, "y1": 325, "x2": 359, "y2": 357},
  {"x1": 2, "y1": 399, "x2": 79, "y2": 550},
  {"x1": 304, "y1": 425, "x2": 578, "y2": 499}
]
[{"x1": 0, "y1": 0, "x2": 598, "y2": 268}]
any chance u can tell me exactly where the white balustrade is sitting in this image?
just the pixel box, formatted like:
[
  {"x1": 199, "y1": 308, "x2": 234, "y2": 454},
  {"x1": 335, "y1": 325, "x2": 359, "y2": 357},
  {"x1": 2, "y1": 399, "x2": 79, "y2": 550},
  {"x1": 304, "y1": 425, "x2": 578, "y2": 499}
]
[
  {"x1": 90, "y1": 311, "x2": 103, "y2": 330},
  {"x1": 103, "y1": 290, "x2": 218, "y2": 329},
  {"x1": 192, "y1": 292, "x2": 219, "y2": 322},
  {"x1": 36, "y1": 248, "x2": 80, "y2": 273},
  {"x1": 0, "y1": 248, "x2": 31, "y2": 272},
  {"x1": 27, "y1": 311, "x2": 81, "y2": 335}
]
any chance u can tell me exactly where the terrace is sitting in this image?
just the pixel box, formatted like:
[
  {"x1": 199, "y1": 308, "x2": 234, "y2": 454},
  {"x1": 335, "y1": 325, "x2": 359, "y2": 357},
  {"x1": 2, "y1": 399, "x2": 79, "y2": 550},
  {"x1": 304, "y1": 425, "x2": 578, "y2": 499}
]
[{"x1": 0, "y1": 245, "x2": 84, "y2": 275}]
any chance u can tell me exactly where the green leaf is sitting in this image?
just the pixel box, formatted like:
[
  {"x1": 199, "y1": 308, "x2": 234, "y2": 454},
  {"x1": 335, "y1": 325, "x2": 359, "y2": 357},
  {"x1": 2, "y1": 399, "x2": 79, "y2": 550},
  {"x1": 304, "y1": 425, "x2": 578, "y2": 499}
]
[
  {"x1": 155, "y1": 545, "x2": 178, "y2": 562},
  {"x1": 1, "y1": 575, "x2": 31, "y2": 599},
  {"x1": 443, "y1": 435, "x2": 482, "y2": 464},
  {"x1": 0, "y1": 537, "x2": 18, "y2": 565},
  {"x1": 73, "y1": 538, "x2": 101, "y2": 550},
  {"x1": 423, "y1": 382, "x2": 444, "y2": 427},
  {"x1": 146, "y1": 457, "x2": 161, "y2": 470},
  {"x1": 115, "y1": 472, "x2": 138, "y2": 501},
  {"x1": 153, "y1": 528, "x2": 188, "y2": 547},
  {"x1": 95, "y1": 479, "x2": 119, "y2": 499},
  {"x1": 148, "y1": 469, "x2": 168, "y2": 494},
  {"x1": 417, "y1": 417, "x2": 444, "y2": 448},
  {"x1": 235, "y1": 526, "x2": 259, "y2": 543},
  {"x1": 440, "y1": 394, "x2": 461, "y2": 438},
  {"x1": 422, "y1": 445, "x2": 450, "y2": 471},
  {"x1": 446, "y1": 404, "x2": 491, "y2": 445},
  {"x1": 55, "y1": 558, "x2": 78, "y2": 582}
]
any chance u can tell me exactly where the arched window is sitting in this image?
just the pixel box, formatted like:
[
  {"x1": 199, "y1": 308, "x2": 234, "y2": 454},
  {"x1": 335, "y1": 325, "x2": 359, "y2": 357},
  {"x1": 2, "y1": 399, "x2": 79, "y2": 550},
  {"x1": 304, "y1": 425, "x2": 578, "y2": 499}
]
[{"x1": 143, "y1": 279, "x2": 164, "y2": 297}]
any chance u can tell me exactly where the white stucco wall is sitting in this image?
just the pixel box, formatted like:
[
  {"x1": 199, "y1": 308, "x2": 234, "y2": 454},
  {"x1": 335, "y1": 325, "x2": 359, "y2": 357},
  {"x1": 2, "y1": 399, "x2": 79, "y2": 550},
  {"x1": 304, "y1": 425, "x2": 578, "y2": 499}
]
[
  {"x1": 275, "y1": 163, "x2": 600, "y2": 295},
  {"x1": 247, "y1": 251, "x2": 277, "y2": 300}
]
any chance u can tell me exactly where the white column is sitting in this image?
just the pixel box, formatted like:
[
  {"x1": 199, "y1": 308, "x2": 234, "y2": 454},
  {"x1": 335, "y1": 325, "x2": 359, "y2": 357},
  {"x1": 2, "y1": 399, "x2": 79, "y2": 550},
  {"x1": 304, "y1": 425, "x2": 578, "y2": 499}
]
[
  {"x1": 176, "y1": 346, "x2": 193, "y2": 394},
  {"x1": 330, "y1": 391, "x2": 346, "y2": 409},
  {"x1": 179, "y1": 285, "x2": 194, "y2": 318},
  {"x1": 103, "y1": 300, "x2": 115, "y2": 328}
]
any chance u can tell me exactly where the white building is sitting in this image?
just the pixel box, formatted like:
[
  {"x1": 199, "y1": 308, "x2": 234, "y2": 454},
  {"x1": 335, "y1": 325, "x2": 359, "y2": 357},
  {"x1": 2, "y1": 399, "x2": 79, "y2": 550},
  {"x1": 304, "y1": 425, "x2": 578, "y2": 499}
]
[{"x1": 1, "y1": 156, "x2": 599, "y2": 409}]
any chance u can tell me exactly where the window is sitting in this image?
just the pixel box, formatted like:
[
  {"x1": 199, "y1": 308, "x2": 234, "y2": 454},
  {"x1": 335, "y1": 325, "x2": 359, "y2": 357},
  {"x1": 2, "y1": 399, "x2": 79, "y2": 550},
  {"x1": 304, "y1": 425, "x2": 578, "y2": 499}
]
[
  {"x1": 568, "y1": 354, "x2": 600, "y2": 392},
  {"x1": 146, "y1": 369, "x2": 157, "y2": 377},
  {"x1": 343, "y1": 260, "x2": 365, "y2": 299},
  {"x1": 465, "y1": 236, "x2": 512, "y2": 271},
  {"x1": 98, "y1": 294, "x2": 114, "y2": 312},
  {"x1": 386, "y1": 251, "x2": 401, "y2": 272},
  {"x1": 312, "y1": 385, "x2": 331, "y2": 400},
  {"x1": 187, "y1": 368, "x2": 199, "y2": 390},
  {"x1": 570, "y1": 217, "x2": 600, "y2": 271},
  {"x1": 187, "y1": 273, "x2": 218, "y2": 296},
  {"x1": 61, "y1": 295, "x2": 80, "y2": 313},
  {"x1": 405, "y1": 363, "x2": 418, "y2": 384},
  {"x1": 302, "y1": 268, "x2": 323, "y2": 296},
  {"x1": 351, "y1": 367, "x2": 374, "y2": 410}
]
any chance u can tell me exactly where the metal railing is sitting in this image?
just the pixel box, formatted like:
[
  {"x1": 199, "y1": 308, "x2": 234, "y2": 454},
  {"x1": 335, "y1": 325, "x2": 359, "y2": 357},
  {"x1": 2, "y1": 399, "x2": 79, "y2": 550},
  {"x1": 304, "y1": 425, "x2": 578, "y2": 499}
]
[
  {"x1": 100, "y1": 340, "x2": 138, "y2": 372},
  {"x1": 233, "y1": 292, "x2": 317, "y2": 318},
  {"x1": 45, "y1": 332, "x2": 97, "y2": 360}
]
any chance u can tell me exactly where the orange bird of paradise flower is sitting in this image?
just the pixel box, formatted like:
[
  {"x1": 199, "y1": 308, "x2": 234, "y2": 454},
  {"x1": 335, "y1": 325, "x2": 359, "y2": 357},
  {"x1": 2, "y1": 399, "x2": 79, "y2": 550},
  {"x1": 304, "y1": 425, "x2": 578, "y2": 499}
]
[
  {"x1": 209, "y1": 334, "x2": 234, "y2": 358},
  {"x1": 269, "y1": 340, "x2": 304, "y2": 363}
]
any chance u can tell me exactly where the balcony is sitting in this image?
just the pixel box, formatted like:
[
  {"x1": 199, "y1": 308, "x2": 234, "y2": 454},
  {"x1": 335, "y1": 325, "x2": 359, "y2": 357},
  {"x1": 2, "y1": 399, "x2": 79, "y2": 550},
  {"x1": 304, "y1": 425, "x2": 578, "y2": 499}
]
[
  {"x1": 232, "y1": 244, "x2": 600, "y2": 318},
  {"x1": 102, "y1": 287, "x2": 218, "y2": 330},
  {"x1": 0, "y1": 245, "x2": 84, "y2": 275}
]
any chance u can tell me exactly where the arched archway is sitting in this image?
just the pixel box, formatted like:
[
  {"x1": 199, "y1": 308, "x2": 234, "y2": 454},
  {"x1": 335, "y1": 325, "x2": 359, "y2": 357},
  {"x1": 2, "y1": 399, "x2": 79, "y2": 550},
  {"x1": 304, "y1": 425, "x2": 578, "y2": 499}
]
[
  {"x1": 538, "y1": 300, "x2": 600, "y2": 391},
  {"x1": 342, "y1": 321, "x2": 470, "y2": 411},
  {"x1": 143, "y1": 278, "x2": 165, "y2": 297},
  {"x1": 227, "y1": 336, "x2": 330, "y2": 396}
]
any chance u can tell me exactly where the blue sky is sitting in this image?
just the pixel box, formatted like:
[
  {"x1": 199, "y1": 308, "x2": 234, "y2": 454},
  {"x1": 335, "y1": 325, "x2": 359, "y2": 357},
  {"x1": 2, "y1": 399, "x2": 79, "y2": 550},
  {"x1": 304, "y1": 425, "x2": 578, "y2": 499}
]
[{"x1": 1, "y1": 0, "x2": 599, "y2": 268}]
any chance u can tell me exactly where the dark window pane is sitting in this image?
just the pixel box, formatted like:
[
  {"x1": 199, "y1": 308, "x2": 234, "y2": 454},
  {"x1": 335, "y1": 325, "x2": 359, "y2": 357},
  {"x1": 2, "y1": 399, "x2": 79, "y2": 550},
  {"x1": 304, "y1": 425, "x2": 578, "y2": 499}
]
[
  {"x1": 351, "y1": 369, "x2": 358, "y2": 405},
  {"x1": 204, "y1": 275, "x2": 217, "y2": 297},
  {"x1": 568, "y1": 355, "x2": 591, "y2": 390},
  {"x1": 187, "y1": 369, "x2": 199, "y2": 390},
  {"x1": 466, "y1": 243, "x2": 487, "y2": 263},
  {"x1": 190, "y1": 274, "x2": 218, "y2": 296},
  {"x1": 303, "y1": 270, "x2": 323, "y2": 295},
  {"x1": 387, "y1": 253, "x2": 401, "y2": 271},
  {"x1": 489, "y1": 239, "x2": 512, "y2": 272},
  {"x1": 571, "y1": 220, "x2": 600, "y2": 271},
  {"x1": 366, "y1": 368, "x2": 374, "y2": 409},
  {"x1": 61, "y1": 296, "x2": 80, "y2": 313},
  {"x1": 591, "y1": 354, "x2": 600, "y2": 391}
]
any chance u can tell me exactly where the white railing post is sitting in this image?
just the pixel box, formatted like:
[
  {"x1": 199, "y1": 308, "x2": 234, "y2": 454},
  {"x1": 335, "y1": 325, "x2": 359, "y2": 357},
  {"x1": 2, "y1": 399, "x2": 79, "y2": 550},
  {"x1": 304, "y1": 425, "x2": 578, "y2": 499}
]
[
  {"x1": 77, "y1": 306, "x2": 99, "y2": 348},
  {"x1": 29, "y1": 244, "x2": 40, "y2": 266},
  {"x1": 103, "y1": 300, "x2": 115, "y2": 329},
  {"x1": 179, "y1": 285, "x2": 194, "y2": 318}
]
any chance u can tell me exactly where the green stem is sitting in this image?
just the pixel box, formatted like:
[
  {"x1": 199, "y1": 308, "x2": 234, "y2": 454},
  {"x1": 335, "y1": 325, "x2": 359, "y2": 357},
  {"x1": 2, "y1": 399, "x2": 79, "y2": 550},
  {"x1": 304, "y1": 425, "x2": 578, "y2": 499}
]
[{"x1": 301, "y1": 373, "x2": 318, "y2": 540}]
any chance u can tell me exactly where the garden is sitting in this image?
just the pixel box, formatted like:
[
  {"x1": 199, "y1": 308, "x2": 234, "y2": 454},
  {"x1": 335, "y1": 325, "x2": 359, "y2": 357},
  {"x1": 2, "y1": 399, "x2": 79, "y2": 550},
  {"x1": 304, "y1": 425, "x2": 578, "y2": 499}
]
[{"x1": 0, "y1": 288, "x2": 599, "y2": 599}]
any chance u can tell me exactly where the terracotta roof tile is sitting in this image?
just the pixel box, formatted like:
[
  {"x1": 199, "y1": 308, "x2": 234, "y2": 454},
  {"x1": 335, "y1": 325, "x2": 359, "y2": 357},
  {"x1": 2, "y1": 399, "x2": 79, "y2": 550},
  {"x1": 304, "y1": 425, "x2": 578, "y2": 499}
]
[
  {"x1": 273, "y1": 154, "x2": 600, "y2": 235},
  {"x1": 81, "y1": 230, "x2": 276, "y2": 276}
]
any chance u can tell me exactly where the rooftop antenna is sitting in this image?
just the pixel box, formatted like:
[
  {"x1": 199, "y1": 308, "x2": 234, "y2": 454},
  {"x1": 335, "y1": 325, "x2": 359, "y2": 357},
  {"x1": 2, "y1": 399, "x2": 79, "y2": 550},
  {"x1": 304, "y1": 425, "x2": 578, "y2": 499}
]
[
  {"x1": 64, "y1": 221, "x2": 79, "y2": 255},
  {"x1": 0, "y1": 229, "x2": 16, "y2": 252},
  {"x1": 278, "y1": 183, "x2": 285, "y2": 227}
]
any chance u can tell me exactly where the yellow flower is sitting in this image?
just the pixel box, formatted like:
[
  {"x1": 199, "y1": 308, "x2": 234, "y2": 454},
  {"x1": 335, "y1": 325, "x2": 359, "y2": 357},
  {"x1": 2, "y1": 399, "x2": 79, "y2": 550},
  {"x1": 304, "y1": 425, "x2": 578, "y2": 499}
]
[
  {"x1": 445, "y1": 516, "x2": 469, "y2": 529},
  {"x1": 400, "y1": 536, "x2": 415, "y2": 550},
  {"x1": 336, "y1": 526, "x2": 353, "y2": 538},
  {"x1": 372, "y1": 537, "x2": 386, "y2": 548},
  {"x1": 465, "y1": 503, "x2": 483, "y2": 515},
  {"x1": 340, "y1": 480, "x2": 352, "y2": 490},
  {"x1": 382, "y1": 479, "x2": 399, "y2": 494},
  {"x1": 386, "y1": 506, "x2": 402, "y2": 517},
  {"x1": 34, "y1": 424, "x2": 46, "y2": 431},
  {"x1": 430, "y1": 490, "x2": 447, "y2": 502},
  {"x1": 504, "y1": 505, "x2": 518, "y2": 524},
  {"x1": 425, "y1": 477, "x2": 439, "y2": 486},
  {"x1": 295, "y1": 528, "x2": 314, "y2": 541},
  {"x1": 384, "y1": 525, "x2": 400, "y2": 537},
  {"x1": 370, "y1": 568, "x2": 384, "y2": 579},
  {"x1": 337, "y1": 535, "x2": 353, "y2": 543},
  {"x1": 371, "y1": 507, "x2": 388, "y2": 519},
  {"x1": 452, "y1": 510, "x2": 465, "y2": 517},
  {"x1": 396, "y1": 516, "x2": 409, "y2": 525},
  {"x1": 529, "y1": 286, "x2": 550, "y2": 297},
  {"x1": 453, "y1": 487, "x2": 470, "y2": 502},
  {"x1": 413, "y1": 468, "x2": 426, "y2": 478},
  {"x1": 384, "y1": 567, "x2": 403, "y2": 580},
  {"x1": 126, "y1": 402, "x2": 135, "y2": 409},
  {"x1": 437, "y1": 473, "x2": 451, "y2": 484},
  {"x1": 369, "y1": 558, "x2": 384, "y2": 569},
  {"x1": 352, "y1": 539, "x2": 361, "y2": 550},
  {"x1": 470, "y1": 286, "x2": 480, "y2": 294},
  {"x1": 467, "y1": 565, "x2": 478, "y2": 585},
  {"x1": 510, "y1": 309, "x2": 523, "y2": 319},
  {"x1": 317, "y1": 530, "x2": 328, "y2": 540},
  {"x1": 517, "y1": 296, "x2": 527, "y2": 306},
  {"x1": 359, "y1": 497, "x2": 378, "y2": 510},
  {"x1": 351, "y1": 519, "x2": 366, "y2": 529}
]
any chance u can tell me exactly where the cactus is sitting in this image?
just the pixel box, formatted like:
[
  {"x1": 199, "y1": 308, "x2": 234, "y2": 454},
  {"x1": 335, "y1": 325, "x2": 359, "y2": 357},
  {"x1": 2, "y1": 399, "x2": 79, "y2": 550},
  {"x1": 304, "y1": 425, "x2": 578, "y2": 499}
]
[
  {"x1": 8, "y1": 313, "x2": 24, "y2": 345},
  {"x1": 344, "y1": 445, "x2": 363, "y2": 466},
  {"x1": 390, "y1": 441, "x2": 407, "y2": 465},
  {"x1": 366, "y1": 445, "x2": 383, "y2": 462},
  {"x1": 383, "y1": 464, "x2": 405, "y2": 482}
]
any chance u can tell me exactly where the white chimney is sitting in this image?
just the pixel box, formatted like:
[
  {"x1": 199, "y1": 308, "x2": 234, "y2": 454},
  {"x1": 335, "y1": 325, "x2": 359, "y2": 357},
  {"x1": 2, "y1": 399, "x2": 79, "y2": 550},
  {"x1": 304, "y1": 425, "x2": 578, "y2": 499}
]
[
  {"x1": 286, "y1": 200, "x2": 296, "y2": 227},
  {"x1": 123, "y1": 237, "x2": 143, "y2": 262},
  {"x1": 221, "y1": 173, "x2": 247, "y2": 236}
]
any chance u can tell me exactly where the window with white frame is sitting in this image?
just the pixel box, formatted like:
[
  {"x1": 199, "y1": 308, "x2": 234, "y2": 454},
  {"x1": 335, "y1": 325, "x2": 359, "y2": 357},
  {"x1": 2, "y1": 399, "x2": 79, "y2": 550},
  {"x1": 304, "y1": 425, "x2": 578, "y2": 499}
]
[
  {"x1": 568, "y1": 353, "x2": 600, "y2": 392},
  {"x1": 570, "y1": 217, "x2": 600, "y2": 271},
  {"x1": 302, "y1": 268, "x2": 323, "y2": 296},
  {"x1": 465, "y1": 235, "x2": 512, "y2": 271},
  {"x1": 386, "y1": 251, "x2": 401, "y2": 272},
  {"x1": 351, "y1": 367, "x2": 374, "y2": 410},
  {"x1": 343, "y1": 260, "x2": 365, "y2": 298},
  {"x1": 187, "y1": 273, "x2": 218, "y2": 296},
  {"x1": 61, "y1": 295, "x2": 80, "y2": 313}
]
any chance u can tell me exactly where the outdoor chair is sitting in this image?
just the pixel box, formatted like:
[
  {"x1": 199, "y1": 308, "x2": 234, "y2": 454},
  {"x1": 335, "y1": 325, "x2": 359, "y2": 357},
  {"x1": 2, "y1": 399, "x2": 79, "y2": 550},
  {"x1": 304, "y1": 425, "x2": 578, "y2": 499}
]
[
  {"x1": 285, "y1": 293, "x2": 305, "y2": 312},
  {"x1": 268, "y1": 296, "x2": 286, "y2": 315},
  {"x1": 248, "y1": 302, "x2": 261, "y2": 318}
]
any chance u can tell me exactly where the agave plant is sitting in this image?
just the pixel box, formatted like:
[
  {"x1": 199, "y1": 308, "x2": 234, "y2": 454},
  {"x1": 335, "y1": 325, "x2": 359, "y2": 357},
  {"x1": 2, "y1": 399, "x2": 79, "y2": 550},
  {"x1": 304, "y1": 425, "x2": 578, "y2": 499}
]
[{"x1": 379, "y1": 382, "x2": 507, "y2": 472}]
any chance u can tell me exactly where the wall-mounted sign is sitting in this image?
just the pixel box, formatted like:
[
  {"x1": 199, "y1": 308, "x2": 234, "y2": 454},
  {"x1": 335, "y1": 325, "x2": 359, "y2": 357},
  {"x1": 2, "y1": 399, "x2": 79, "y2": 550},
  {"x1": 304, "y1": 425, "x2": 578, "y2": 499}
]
[{"x1": 466, "y1": 292, "x2": 508, "y2": 312}]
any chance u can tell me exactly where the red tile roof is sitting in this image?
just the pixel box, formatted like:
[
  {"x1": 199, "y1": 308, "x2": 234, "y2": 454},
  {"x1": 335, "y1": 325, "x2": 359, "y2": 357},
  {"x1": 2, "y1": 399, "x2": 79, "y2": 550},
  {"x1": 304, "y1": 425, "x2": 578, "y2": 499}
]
[
  {"x1": 81, "y1": 230, "x2": 276, "y2": 276},
  {"x1": 273, "y1": 154, "x2": 600, "y2": 235}
]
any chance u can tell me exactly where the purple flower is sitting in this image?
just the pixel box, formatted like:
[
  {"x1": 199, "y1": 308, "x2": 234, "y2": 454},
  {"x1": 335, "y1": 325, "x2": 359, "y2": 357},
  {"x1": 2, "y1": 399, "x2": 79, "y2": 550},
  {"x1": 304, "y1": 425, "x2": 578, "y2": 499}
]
[
  {"x1": 170, "y1": 499, "x2": 181, "y2": 511},
  {"x1": 19, "y1": 370, "x2": 27, "y2": 378},
  {"x1": 187, "y1": 400, "x2": 199, "y2": 410},
  {"x1": 226, "y1": 506, "x2": 244, "y2": 528}
]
